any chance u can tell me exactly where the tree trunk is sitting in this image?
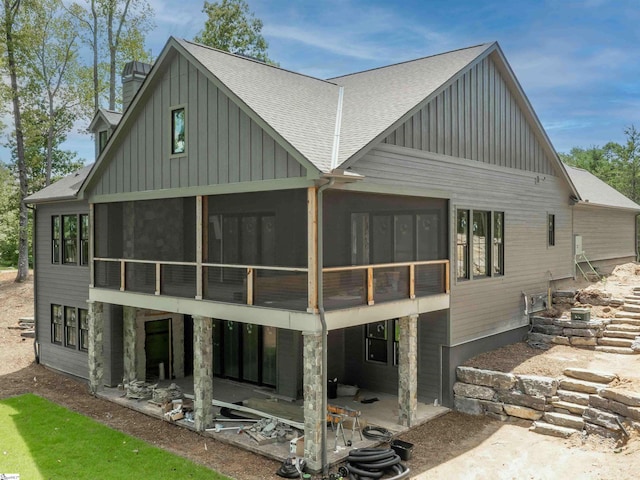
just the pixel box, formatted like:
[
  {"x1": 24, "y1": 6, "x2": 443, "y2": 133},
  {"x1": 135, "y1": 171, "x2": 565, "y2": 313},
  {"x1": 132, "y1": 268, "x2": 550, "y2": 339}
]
[
  {"x1": 107, "y1": 6, "x2": 115, "y2": 110},
  {"x1": 91, "y1": 0, "x2": 99, "y2": 111},
  {"x1": 3, "y1": 0, "x2": 29, "y2": 282}
]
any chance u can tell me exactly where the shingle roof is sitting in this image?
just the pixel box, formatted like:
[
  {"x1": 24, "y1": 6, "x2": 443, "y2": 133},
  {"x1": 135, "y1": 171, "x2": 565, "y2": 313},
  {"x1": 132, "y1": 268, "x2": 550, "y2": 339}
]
[
  {"x1": 564, "y1": 164, "x2": 640, "y2": 211},
  {"x1": 177, "y1": 38, "x2": 494, "y2": 173},
  {"x1": 177, "y1": 38, "x2": 341, "y2": 172},
  {"x1": 24, "y1": 164, "x2": 93, "y2": 204},
  {"x1": 102, "y1": 110, "x2": 123, "y2": 127}
]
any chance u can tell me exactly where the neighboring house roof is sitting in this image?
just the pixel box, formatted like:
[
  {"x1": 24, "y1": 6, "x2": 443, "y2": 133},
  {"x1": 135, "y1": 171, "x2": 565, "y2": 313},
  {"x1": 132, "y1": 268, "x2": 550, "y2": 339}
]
[
  {"x1": 564, "y1": 163, "x2": 640, "y2": 211},
  {"x1": 88, "y1": 108, "x2": 123, "y2": 132},
  {"x1": 24, "y1": 164, "x2": 93, "y2": 204}
]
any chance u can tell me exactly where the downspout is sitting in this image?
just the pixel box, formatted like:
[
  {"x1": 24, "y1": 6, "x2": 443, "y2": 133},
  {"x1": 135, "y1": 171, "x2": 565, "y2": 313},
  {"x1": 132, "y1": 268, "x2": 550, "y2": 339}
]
[
  {"x1": 317, "y1": 177, "x2": 334, "y2": 475},
  {"x1": 27, "y1": 204, "x2": 39, "y2": 363}
]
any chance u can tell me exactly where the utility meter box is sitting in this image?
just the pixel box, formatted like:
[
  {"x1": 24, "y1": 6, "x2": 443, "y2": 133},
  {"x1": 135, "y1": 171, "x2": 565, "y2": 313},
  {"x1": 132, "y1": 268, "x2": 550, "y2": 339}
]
[{"x1": 571, "y1": 307, "x2": 591, "y2": 322}]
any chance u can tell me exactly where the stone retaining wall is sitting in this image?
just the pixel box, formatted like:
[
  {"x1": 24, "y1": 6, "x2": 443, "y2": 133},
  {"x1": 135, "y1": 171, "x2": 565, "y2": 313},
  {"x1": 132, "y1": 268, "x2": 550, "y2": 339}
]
[
  {"x1": 528, "y1": 316, "x2": 609, "y2": 348},
  {"x1": 454, "y1": 366, "x2": 640, "y2": 440}
]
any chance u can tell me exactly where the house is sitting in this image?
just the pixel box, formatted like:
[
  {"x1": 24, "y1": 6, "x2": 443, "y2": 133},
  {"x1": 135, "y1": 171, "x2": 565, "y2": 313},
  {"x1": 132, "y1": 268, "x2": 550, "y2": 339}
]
[
  {"x1": 25, "y1": 37, "x2": 638, "y2": 471},
  {"x1": 563, "y1": 164, "x2": 640, "y2": 276}
]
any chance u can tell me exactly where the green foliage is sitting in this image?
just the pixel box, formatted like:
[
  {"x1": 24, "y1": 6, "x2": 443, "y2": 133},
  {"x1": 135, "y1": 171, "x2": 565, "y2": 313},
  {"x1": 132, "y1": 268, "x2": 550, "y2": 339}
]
[
  {"x1": 561, "y1": 125, "x2": 640, "y2": 204},
  {"x1": 0, "y1": 163, "x2": 20, "y2": 266},
  {"x1": 0, "y1": 394, "x2": 229, "y2": 479},
  {"x1": 195, "y1": 0, "x2": 276, "y2": 64}
]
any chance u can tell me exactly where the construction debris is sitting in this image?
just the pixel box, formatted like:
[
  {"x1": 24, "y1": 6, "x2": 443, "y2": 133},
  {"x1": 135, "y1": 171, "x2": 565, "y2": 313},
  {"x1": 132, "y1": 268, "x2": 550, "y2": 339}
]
[
  {"x1": 125, "y1": 380, "x2": 156, "y2": 400},
  {"x1": 152, "y1": 383, "x2": 183, "y2": 403}
]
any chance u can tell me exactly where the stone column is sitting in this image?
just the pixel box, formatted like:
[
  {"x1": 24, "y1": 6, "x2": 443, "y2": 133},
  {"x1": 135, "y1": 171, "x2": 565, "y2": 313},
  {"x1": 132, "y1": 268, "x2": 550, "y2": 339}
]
[
  {"x1": 193, "y1": 315, "x2": 213, "y2": 431},
  {"x1": 303, "y1": 332, "x2": 323, "y2": 472},
  {"x1": 122, "y1": 306, "x2": 137, "y2": 383},
  {"x1": 88, "y1": 301, "x2": 105, "y2": 394},
  {"x1": 398, "y1": 314, "x2": 418, "y2": 426}
]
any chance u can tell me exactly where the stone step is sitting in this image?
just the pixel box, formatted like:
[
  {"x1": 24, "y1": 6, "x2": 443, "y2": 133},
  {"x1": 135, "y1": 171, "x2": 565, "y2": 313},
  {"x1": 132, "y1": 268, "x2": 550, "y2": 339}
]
[
  {"x1": 623, "y1": 304, "x2": 640, "y2": 313},
  {"x1": 556, "y1": 389, "x2": 590, "y2": 406},
  {"x1": 623, "y1": 297, "x2": 640, "y2": 304},
  {"x1": 606, "y1": 323, "x2": 640, "y2": 333},
  {"x1": 559, "y1": 378, "x2": 609, "y2": 394},
  {"x1": 563, "y1": 367, "x2": 618, "y2": 384},
  {"x1": 598, "y1": 337, "x2": 634, "y2": 347},
  {"x1": 594, "y1": 346, "x2": 637, "y2": 355},
  {"x1": 602, "y1": 330, "x2": 640, "y2": 339},
  {"x1": 543, "y1": 411, "x2": 585, "y2": 430},
  {"x1": 551, "y1": 400, "x2": 588, "y2": 415},
  {"x1": 530, "y1": 421, "x2": 580, "y2": 438},
  {"x1": 611, "y1": 316, "x2": 640, "y2": 325},
  {"x1": 615, "y1": 311, "x2": 640, "y2": 320}
]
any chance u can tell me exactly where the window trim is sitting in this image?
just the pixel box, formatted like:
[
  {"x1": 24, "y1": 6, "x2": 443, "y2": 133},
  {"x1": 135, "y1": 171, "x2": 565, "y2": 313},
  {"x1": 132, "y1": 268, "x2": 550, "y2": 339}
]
[
  {"x1": 64, "y1": 306, "x2": 77, "y2": 348},
  {"x1": 548, "y1": 213, "x2": 556, "y2": 247},
  {"x1": 52, "y1": 216, "x2": 61, "y2": 264},
  {"x1": 51, "y1": 214, "x2": 89, "y2": 267},
  {"x1": 51, "y1": 304, "x2": 63, "y2": 345},
  {"x1": 456, "y1": 208, "x2": 505, "y2": 282},
  {"x1": 98, "y1": 130, "x2": 108, "y2": 153},
  {"x1": 170, "y1": 105, "x2": 187, "y2": 157},
  {"x1": 80, "y1": 214, "x2": 89, "y2": 266},
  {"x1": 78, "y1": 308, "x2": 89, "y2": 352}
]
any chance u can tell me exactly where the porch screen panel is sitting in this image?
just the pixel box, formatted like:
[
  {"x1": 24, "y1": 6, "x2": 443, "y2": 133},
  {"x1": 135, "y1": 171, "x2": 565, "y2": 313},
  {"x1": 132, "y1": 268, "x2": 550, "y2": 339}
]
[
  {"x1": 372, "y1": 215, "x2": 392, "y2": 264},
  {"x1": 393, "y1": 214, "x2": 414, "y2": 262}
]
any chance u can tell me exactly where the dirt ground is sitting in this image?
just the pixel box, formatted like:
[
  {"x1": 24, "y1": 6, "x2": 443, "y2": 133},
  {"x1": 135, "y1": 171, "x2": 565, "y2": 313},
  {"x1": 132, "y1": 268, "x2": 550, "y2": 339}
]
[{"x1": 2, "y1": 268, "x2": 640, "y2": 479}]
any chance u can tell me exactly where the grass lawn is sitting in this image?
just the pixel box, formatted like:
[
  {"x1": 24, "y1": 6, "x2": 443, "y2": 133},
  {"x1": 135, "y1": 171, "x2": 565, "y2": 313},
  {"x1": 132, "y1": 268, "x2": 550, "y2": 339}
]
[{"x1": 0, "y1": 394, "x2": 229, "y2": 480}]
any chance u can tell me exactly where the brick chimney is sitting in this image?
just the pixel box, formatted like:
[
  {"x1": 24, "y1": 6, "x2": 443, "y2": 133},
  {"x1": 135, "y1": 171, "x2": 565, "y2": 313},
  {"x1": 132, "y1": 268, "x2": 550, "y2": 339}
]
[{"x1": 122, "y1": 61, "x2": 152, "y2": 111}]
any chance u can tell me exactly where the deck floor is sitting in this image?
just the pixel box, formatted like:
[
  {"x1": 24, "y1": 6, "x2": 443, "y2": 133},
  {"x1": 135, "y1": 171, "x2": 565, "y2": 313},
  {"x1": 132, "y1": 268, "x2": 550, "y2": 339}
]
[{"x1": 98, "y1": 376, "x2": 449, "y2": 467}]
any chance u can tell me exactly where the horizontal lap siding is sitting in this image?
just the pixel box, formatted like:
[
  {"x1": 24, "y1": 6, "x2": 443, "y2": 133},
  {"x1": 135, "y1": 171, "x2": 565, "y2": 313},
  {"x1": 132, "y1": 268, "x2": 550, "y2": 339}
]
[
  {"x1": 573, "y1": 206, "x2": 637, "y2": 261},
  {"x1": 92, "y1": 53, "x2": 304, "y2": 197},
  {"x1": 384, "y1": 56, "x2": 555, "y2": 176},
  {"x1": 35, "y1": 202, "x2": 90, "y2": 379},
  {"x1": 356, "y1": 146, "x2": 573, "y2": 345}
]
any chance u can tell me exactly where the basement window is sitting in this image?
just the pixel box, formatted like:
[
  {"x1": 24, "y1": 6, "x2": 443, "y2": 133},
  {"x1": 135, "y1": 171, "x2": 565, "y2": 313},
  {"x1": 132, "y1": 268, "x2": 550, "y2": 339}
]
[
  {"x1": 171, "y1": 106, "x2": 186, "y2": 155},
  {"x1": 79, "y1": 308, "x2": 89, "y2": 351},
  {"x1": 64, "y1": 306, "x2": 77, "y2": 348},
  {"x1": 51, "y1": 304, "x2": 63, "y2": 344}
]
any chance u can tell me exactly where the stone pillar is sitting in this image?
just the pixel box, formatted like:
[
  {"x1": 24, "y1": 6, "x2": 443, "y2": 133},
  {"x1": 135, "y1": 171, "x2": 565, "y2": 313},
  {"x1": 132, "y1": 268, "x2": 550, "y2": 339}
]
[
  {"x1": 398, "y1": 314, "x2": 418, "y2": 426},
  {"x1": 303, "y1": 332, "x2": 323, "y2": 472},
  {"x1": 122, "y1": 306, "x2": 137, "y2": 383},
  {"x1": 193, "y1": 315, "x2": 213, "y2": 431},
  {"x1": 172, "y1": 316, "x2": 185, "y2": 379},
  {"x1": 88, "y1": 301, "x2": 105, "y2": 394}
]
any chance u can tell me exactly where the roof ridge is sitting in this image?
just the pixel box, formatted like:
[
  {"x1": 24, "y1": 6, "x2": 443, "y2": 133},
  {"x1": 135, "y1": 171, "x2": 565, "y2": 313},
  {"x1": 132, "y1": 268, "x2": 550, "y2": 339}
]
[
  {"x1": 327, "y1": 42, "x2": 495, "y2": 80},
  {"x1": 177, "y1": 38, "x2": 339, "y2": 87}
]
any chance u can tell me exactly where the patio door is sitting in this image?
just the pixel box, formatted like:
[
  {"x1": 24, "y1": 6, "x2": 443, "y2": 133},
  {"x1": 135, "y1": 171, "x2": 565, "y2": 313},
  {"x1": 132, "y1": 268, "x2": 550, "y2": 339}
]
[{"x1": 145, "y1": 318, "x2": 171, "y2": 381}]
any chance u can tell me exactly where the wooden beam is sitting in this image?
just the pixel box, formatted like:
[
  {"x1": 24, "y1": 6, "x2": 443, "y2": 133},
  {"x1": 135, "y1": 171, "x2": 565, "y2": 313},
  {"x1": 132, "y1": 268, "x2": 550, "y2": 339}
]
[
  {"x1": 196, "y1": 195, "x2": 203, "y2": 300},
  {"x1": 155, "y1": 263, "x2": 161, "y2": 295},
  {"x1": 89, "y1": 203, "x2": 95, "y2": 288},
  {"x1": 120, "y1": 260, "x2": 125, "y2": 291},
  {"x1": 367, "y1": 267, "x2": 374, "y2": 305},
  {"x1": 445, "y1": 261, "x2": 450, "y2": 294},
  {"x1": 247, "y1": 268, "x2": 254, "y2": 305},
  {"x1": 409, "y1": 264, "x2": 415, "y2": 299},
  {"x1": 307, "y1": 187, "x2": 318, "y2": 313}
]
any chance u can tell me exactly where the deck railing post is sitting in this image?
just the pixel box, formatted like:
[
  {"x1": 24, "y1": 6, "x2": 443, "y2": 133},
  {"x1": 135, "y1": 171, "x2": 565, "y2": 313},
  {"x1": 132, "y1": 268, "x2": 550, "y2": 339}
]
[
  {"x1": 155, "y1": 263, "x2": 161, "y2": 295},
  {"x1": 367, "y1": 267, "x2": 374, "y2": 305},
  {"x1": 120, "y1": 260, "x2": 126, "y2": 291},
  {"x1": 247, "y1": 267, "x2": 254, "y2": 305},
  {"x1": 445, "y1": 261, "x2": 450, "y2": 293},
  {"x1": 409, "y1": 264, "x2": 415, "y2": 299}
]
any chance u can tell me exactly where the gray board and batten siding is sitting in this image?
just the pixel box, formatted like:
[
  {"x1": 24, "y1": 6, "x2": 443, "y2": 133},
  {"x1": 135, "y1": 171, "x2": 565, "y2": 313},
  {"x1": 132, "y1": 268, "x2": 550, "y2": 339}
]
[
  {"x1": 382, "y1": 54, "x2": 556, "y2": 176},
  {"x1": 88, "y1": 51, "x2": 305, "y2": 199},
  {"x1": 34, "y1": 201, "x2": 91, "y2": 379},
  {"x1": 573, "y1": 205, "x2": 637, "y2": 265}
]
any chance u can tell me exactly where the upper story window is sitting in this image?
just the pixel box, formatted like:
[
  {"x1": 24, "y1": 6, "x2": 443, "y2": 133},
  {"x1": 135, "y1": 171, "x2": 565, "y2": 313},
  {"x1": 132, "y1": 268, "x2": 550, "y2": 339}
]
[
  {"x1": 98, "y1": 130, "x2": 108, "y2": 153},
  {"x1": 457, "y1": 208, "x2": 504, "y2": 281},
  {"x1": 52, "y1": 214, "x2": 89, "y2": 266},
  {"x1": 548, "y1": 214, "x2": 555, "y2": 246},
  {"x1": 171, "y1": 107, "x2": 186, "y2": 155}
]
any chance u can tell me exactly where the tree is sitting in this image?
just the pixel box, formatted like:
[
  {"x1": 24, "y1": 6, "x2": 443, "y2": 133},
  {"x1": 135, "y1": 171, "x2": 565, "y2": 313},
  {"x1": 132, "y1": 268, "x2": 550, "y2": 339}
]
[
  {"x1": 68, "y1": 0, "x2": 153, "y2": 112},
  {"x1": 1, "y1": 0, "x2": 29, "y2": 282},
  {"x1": 0, "y1": 163, "x2": 20, "y2": 267},
  {"x1": 607, "y1": 126, "x2": 640, "y2": 203},
  {"x1": 195, "y1": 0, "x2": 275, "y2": 64},
  {"x1": 20, "y1": 0, "x2": 88, "y2": 186}
]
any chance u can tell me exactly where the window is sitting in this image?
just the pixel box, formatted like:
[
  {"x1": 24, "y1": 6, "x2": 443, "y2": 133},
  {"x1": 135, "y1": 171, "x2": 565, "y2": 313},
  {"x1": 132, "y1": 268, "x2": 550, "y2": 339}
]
[
  {"x1": 62, "y1": 215, "x2": 78, "y2": 264},
  {"x1": 98, "y1": 130, "x2": 108, "y2": 153},
  {"x1": 472, "y1": 211, "x2": 490, "y2": 277},
  {"x1": 493, "y1": 212, "x2": 504, "y2": 275},
  {"x1": 456, "y1": 209, "x2": 469, "y2": 280},
  {"x1": 171, "y1": 107, "x2": 186, "y2": 155},
  {"x1": 456, "y1": 209, "x2": 504, "y2": 281},
  {"x1": 80, "y1": 214, "x2": 89, "y2": 265},
  {"x1": 52, "y1": 216, "x2": 61, "y2": 263},
  {"x1": 548, "y1": 214, "x2": 555, "y2": 246},
  {"x1": 79, "y1": 309, "x2": 89, "y2": 351},
  {"x1": 64, "y1": 306, "x2": 77, "y2": 348},
  {"x1": 51, "y1": 305, "x2": 63, "y2": 344}
]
